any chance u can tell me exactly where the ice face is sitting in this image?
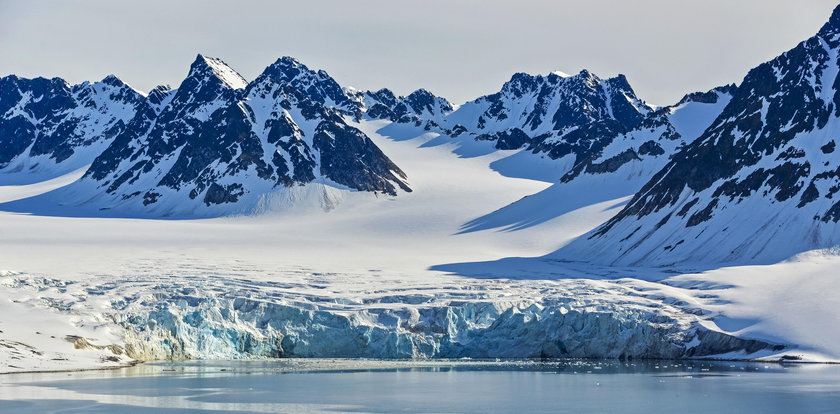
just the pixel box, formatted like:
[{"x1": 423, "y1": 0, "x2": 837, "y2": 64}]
[
  {"x1": 119, "y1": 295, "x2": 779, "y2": 361},
  {"x1": 2, "y1": 273, "x2": 783, "y2": 364}
]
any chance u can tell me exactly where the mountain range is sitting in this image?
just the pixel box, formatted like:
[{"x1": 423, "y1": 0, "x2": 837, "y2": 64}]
[
  {"x1": 3, "y1": 6, "x2": 840, "y2": 264},
  {"x1": 557, "y1": 5, "x2": 840, "y2": 266}
]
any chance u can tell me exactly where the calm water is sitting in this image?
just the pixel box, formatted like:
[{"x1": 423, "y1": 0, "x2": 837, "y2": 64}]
[{"x1": 1, "y1": 359, "x2": 839, "y2": 413}]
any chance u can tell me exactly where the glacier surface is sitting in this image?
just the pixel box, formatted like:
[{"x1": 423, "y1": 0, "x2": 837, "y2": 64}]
[{"x1": 1, "y1": 269, "x2": 782, "y2": 366}]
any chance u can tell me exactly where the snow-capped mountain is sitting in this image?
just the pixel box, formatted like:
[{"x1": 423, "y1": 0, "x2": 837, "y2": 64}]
[
  {"x1": 146, "y1": 84, "x2": 175, "y2": 113},
  {"x1": 458, "y1": 84, "x2": 736, "y2": 235},
  {"x1": 0, "y1": 74, "x2": 146, "y2": 181},
  {"x1": 66, "y1": 55, "x2": 409, "y2": 216},
  {"x1": 361, "y1": 88, "x2": 453, "y2": 125},
  {"x1": 6, "y1": 9, "x2": 840, "y2": 372},
  {"x1": 560, "y1": 85, "x2": 736, "y2": 184},
  {"x1": 558, "y1": 6, "x2": 840, "y2": 266},
  {"x1": 258, "y1": 56, "x2": 363, "y2": 116},
  {"x1": 444, "y1": 70, "x2": 652, "y2": 161}
]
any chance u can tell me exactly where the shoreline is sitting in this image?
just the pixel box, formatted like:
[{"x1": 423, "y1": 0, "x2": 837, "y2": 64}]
[{"x1": 3, "y1": 356, "x2": 838, "y2": 377}]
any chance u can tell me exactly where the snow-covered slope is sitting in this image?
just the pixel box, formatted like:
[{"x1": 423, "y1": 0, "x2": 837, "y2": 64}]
[
  {"x1": 0, "y1": 111, "x2": 835, "y2": 371},
  {"x1": 561, "y1": 85, "x2": 735, "y2": 184},
  {"x1": 444, "y1": 70, "x2": 651, "y2": 163},
  {"x1": 4, "y1": 55, "x2": 410, "y2": 217},
  {"x1": 0, "y1": 58, "x2": 667, "y2": 218},
  {"x1": 558, "y1": 6, "x2": 840, "y2": 266},
  {"x1": 460, "y1": 85, "x2": 734, "y2": 234},
  {"x1": 0, "y1": 74, "x2": 146, "y2": 184},
  {"x1": 4, "y1": 7, "x2": 840, "y2": 371},
  {"x1": 0, "y1": 120, "x2": 792, "y2": 372}
]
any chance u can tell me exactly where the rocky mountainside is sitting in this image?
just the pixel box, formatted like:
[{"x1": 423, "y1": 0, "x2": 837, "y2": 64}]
[
  {"x1": 58, "y1": 55, "x2": 410, "y2": 216},
  {"x1": 558, "y1": 6, "x2": 840, "y2": 266},
  {"x1": 0, "y1": 74, "x2": 146, "y2": 181},
  {"x1": 5, "y1": 4, "x2": 840, "y2": 238},
  {"x1": 360, "y1": 88, "x2": 453, "y2": 126},
  {"x1": 443, "y1": 70, "x2": 652, "y2": 162},
  {"x1": 560, "y1": 85, "x2": 736, "y2": 185},
  {"x1": 456, "y1": 84, "x2": 736, "y2": 235}
]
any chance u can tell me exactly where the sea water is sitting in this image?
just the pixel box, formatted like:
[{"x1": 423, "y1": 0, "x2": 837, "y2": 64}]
[{"x1": 1, "y1": 359, "x2": 838, "y2": 413}]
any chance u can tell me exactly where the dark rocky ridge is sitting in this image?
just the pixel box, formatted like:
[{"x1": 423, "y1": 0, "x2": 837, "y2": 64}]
[
  {"x1": 0, "y1": 74, "x2": 145, "y2": 172},
  {"x1": 442, "y1": 69, "x2": 653, "y2": 166},
  {"x1": 558, "y1": 4, "x2": 840, "y2": 265},
  {"x1": 560, "y1": 85, "x2": 735, "y2": 183},
  {"x1": 74, "y1": 55, "x2": 410, "y2": 214}
]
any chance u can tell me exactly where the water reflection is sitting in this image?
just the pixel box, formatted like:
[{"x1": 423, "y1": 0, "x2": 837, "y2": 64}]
[{"x1": 1, "y1": 359, "x2": 838, "y2": 413}]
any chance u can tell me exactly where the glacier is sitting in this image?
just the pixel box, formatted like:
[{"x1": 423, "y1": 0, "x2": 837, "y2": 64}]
[
  {"x1": 1, "y1": 271, "x2": 782, "y2": 365},
  {"x1": 6, "y1": 6, "x2": 840, "y2": 372}
]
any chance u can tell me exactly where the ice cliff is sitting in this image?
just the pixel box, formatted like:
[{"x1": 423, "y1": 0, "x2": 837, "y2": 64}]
[{"x1": 2, "y1": 273, "x2": 783, "y2": 363}]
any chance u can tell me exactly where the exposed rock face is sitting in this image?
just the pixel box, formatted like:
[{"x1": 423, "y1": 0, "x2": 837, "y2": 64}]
[
  {"x1": 559, "y1": 5, "x2": 840, "y2": 266},
  {"x1": 443, "y1": 70, "x2": 652, "y2": 165},
  {"x1": 561, "y1": 85, "x2": 735, "y2": 183},
  {"x1": 360, "y1": 87, "x2": 453, "y2": 129},
  {"x1": 72, "y1": 55, "x2": 410, "y2": 216},
  {"x1": 0, "y1": 74, "x2": 146, "y2": 177}
]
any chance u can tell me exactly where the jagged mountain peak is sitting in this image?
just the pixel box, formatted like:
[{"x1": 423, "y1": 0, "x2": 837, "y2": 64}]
[
  {"x1": 571, "y1": 68, "x2": 596, "y2": 81},
  {"x1": 78, "y1": 75, "x2": 146, "y2": 103},
  {"x1": 498, "y1": 71, "x2": 559, "y2": 96},
  {"x1": 1, "y1": 75, "x2": 70, "y2": 96},
  {"x1": 556, "y1": 5, "x2": 840, "y2": 266},
  {"x1": 673, "y1": 84, "x2": 737, "y2": 107},
  {"x1": 404, "y1": 88, "x2": 453, "y2": 113},
  {"x1": 361, "y1": 86, "x2": 453, "y2": 124},
  {"x1": 99, "y1": 74, "x2": 127, "y2": 88},
  {"x1": 190, "y1": 54, "x2": 248, "y2": 90},
  {"x1": 147, "y1": 84, "x2": 174, "y2": 110},
  {"x1": 148, "y1": 84, "x2": 172, "y2": 99},
  {"x1": 154, "y1": 55, "x2": 246, "y2": 123},
  {"x1": 494, "y1": 69, "x2": 643, "y2": 108},
  {"x1": 604, "y1": 73, "x2": 633, "y2": 90},
  {"x1": 452, "y1": 67, "x2": 650, "y2": 138},
  {"x1": 75, "y1": 74, "x2": 145, "y2": 103},
  {"x1": 30, "y1": 76, "x2": 71, "y2": 90},
  {"x1": 252, "y1": 56, "x2": 355, "y2": 111},
  {"x1": 818, "y1": 4, "x2": 840, "y2": 36},
  {"x1": 434, "y1": 65, "x2": 654, "y2": 167},
  {"x1": 0, "y1": 70, "x2": 150, "y2": 175},
  {"x1": 57, "y1": 54, "x2": 412, "y2": 216},
  {"x1": 365, "y1": 88, "x2": 398, "y2": 107},
  {"x1": 406, "y1": 88, "x2": 435, "y2": 98},
  {"x1": 150, "y1": 84, "x2": 172, "y2": 93},
  {"x1": 263, "y1": 56, "x2": 308, "y2": 79},
  {"x1": 259, "y1": 56, "x2": 334, "y2": 86}
]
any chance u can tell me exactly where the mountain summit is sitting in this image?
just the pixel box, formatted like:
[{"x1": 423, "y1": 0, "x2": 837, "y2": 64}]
[
  {"x1": 6, "y1": 55, "x2": 411, "y2": 216},
  {"x1": 443, "y1": 69, "x2": 651, "y2": 163},
  {"x1": 557, "y1": 4, "x2": 840, "y2": 265},
  {"x1": 0, "y1": 74, "x2": 146, "y2": 181}
]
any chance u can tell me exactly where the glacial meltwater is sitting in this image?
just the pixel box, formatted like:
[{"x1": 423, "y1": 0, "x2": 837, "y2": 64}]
[{"x1": 1, "y1": 359, "x2": 839, "y2": 413}]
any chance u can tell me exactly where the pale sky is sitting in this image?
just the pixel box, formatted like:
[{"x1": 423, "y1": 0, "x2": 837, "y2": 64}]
[{"x1": 1, "y1": 1, "x2": 838, "y2": 106}]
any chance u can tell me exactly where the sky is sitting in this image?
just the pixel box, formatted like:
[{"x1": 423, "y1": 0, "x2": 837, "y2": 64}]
[{"x1": 1, "y1": 0, "x2": 838, "y2": 106}]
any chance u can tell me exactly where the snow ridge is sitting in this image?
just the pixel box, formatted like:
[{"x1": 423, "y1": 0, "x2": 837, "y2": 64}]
[{"x1": 198, "y1": 55, "x2": 248, "y2": 90}]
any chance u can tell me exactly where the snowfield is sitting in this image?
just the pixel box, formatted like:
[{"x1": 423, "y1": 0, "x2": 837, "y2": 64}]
[{"x1": 1, "y1": 119, "x2": 836, "y2": 373}]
